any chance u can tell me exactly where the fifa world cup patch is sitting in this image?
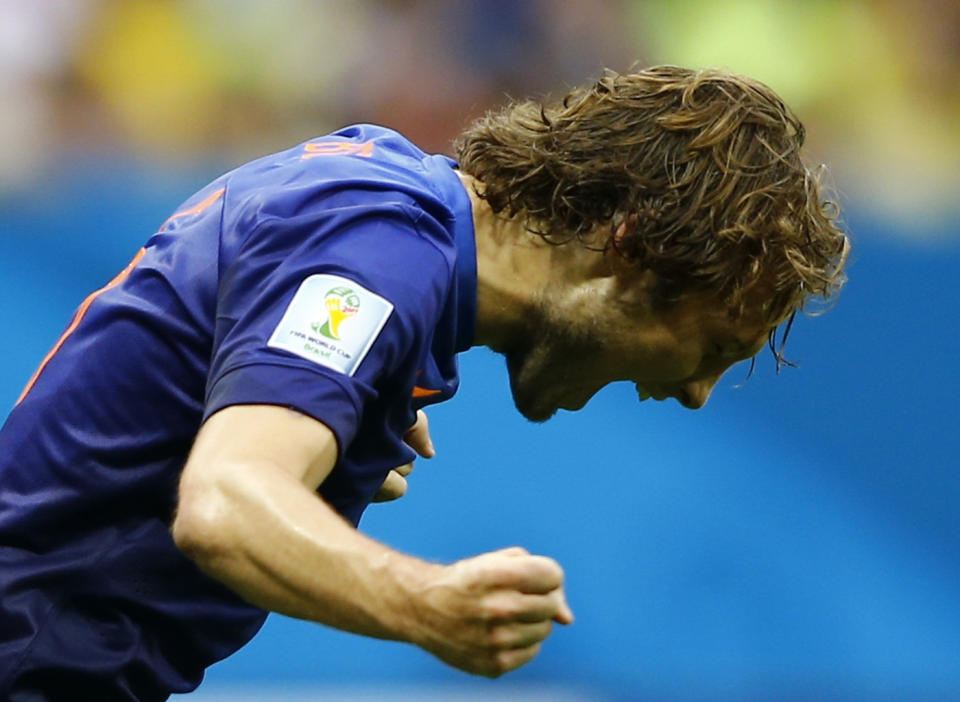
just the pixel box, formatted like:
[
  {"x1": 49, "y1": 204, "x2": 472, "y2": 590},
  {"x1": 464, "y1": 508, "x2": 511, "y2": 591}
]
[{"x1": 268, "y1": 274, "x2": 394, "y2": 376}]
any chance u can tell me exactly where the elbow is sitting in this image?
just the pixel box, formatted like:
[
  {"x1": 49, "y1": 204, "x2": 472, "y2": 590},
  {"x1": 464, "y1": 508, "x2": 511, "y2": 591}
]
[{"x1": 172, "y1": 488, "x2": 235, "y2": 569}]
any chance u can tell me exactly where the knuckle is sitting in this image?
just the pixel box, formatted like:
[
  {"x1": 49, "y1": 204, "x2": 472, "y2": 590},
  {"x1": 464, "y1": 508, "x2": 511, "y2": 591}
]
[
  {"x1": 539, "y1": 555, "x2": 564, "y2": 578},
  {"x1": 483, "y1": 564, "x2": 514, "y2": 589},
  {"x1": 536, "y1": 621, "x2": 553, "y2": 642},
  {"x1": 474, "y1": 598, "x2": 496, "y2": 622},
  {"x1": 383, "y1": 472, "x2": 407, "y2": 496},
  {"x1": 528, "y1": 556, "x2": 564, "y2": 585},
  {"x1": 458, "y1": 564, "x2": 486, "y2": 595},
  {"x1": 492, "y1": 651, "x2": 512, "y2": 676},
  {"x1": 482, "y1": 594, "x2": 518, "y2": 622},
  {"x1": 479, "y1": 601, "x2": 505, "y2": 622},
  {"x1": 482, "y1": 664, "x2": 505, "y2": 679},
  {"x1": 476, "y1": 653, "x2": 505, "y2": 678},
  {"x1": 487, "y1": 625, "x2": 511, "y2": 649}
]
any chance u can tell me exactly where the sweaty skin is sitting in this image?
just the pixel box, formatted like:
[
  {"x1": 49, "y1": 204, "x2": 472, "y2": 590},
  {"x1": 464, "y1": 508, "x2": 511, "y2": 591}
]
[
  {"x1": 460, "y1": 172, "x2": 779, "y2": 421},
  {"x1": 175, "y1": 172, "x2": 779, "y2": 678},
  {"x1": 174, "y1": 405, "x2": 573, "y2": 678}
]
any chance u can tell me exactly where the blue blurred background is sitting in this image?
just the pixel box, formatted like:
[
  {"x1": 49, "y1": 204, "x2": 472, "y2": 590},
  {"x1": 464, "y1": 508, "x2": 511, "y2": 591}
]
[{"x1": 1, "y1": 2, "x2": 958, "y2": 700}]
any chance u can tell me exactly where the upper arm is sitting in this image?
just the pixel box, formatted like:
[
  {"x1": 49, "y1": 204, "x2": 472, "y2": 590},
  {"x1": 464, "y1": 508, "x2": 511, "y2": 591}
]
[
  {"x1": 206, "y1": 203, "x2": 452, "y2": 456},
  {"x1": 173, "y1": 403, "x2": 340, "y2": 572},
  {"x1": 180, "y1": 404, "x2": 339, "y2": 502}
]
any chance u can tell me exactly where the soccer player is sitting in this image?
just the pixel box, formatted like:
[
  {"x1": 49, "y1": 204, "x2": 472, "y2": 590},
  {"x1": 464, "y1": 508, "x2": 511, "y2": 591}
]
[{"x1": 0, "y1": 66, "x2": 847, "y2": 700}]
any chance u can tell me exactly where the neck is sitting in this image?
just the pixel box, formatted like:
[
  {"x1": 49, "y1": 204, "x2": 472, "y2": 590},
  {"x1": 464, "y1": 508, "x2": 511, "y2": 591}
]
[{"x1": 456, "y1": 172, "x2": 548, "y2": 353}]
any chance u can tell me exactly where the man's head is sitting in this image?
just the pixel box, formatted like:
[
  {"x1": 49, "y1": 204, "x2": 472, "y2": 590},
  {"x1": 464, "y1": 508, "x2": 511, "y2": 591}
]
[{"x1": 456, "y1": 65, "x2": 849, "y2": 420}]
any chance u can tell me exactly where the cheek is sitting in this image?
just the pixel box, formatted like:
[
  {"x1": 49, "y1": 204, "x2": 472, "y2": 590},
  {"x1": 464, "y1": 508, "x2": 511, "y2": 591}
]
[
  {"x1": 654, "y1": 354, "x2": 701, "y2": 382},
  {"x1": 693, "y1": 354, "x2": 748, "y2": 383},
  {"x1": 623, "y1": 335, "x2": 702, "y2": 382}
]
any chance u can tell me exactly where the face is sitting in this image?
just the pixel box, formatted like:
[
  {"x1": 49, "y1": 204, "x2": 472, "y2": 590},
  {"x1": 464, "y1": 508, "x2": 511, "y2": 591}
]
[{"x1": 505, "y1": 283, "x2": 778, "y2": 422}]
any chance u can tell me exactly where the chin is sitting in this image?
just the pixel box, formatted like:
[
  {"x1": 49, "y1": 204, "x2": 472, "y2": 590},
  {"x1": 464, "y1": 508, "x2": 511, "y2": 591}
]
[
  {"x1": 506, "y1": 353, "x2": 557, "y2": 422},
  {"x1": 515, "y1": 397, "x2": 557, "y2": 423},
  {"x1": 511, "y1": 378, "x2": 589, "y2": 423},
  {"x1": 509, "y1": 374, "x2": 556, "y2": 422}
]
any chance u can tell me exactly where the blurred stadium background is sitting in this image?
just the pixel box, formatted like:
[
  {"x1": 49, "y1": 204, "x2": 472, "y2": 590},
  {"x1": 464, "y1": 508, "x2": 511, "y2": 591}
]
[{"x1": 1, "y1": 1, "x2": 958, "y2": 700}]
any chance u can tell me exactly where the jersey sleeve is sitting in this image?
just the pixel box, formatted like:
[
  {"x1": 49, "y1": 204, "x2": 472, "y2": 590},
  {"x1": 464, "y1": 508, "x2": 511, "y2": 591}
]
[{"x1": 203, "y1": 199, "x2": 453, "y2": 459}]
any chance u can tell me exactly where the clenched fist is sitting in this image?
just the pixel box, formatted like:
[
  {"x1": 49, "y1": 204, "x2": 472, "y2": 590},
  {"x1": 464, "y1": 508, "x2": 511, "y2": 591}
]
[{"x1": 408, "y1": 546, "x2": 574, "y2": 677}]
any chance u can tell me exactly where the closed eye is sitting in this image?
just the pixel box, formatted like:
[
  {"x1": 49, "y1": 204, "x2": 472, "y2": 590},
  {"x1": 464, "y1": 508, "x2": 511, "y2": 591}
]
[
  {"x1": 709, "y1": 339, "x2": 764, "y2": 367},
  {"x1": 710, "y1": 341, "x2": 742, "y2": 358}
]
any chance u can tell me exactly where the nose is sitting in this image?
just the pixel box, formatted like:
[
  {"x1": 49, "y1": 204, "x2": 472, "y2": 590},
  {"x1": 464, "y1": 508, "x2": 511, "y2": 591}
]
[{"x1": 675, "y1": 376, "x2": 720, "y2": 409}]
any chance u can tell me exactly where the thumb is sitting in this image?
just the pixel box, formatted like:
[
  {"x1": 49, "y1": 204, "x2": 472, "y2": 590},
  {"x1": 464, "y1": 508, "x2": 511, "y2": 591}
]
[{"x1": 553, "y1": 588, "x2": 575, "y2": 625}]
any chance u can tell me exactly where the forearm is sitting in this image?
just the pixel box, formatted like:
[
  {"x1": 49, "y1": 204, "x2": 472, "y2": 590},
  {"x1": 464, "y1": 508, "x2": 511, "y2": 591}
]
[
  {"x1": 173, "y1": 461, "x2": 431, "y2": 643},
  {"x1": 174, "y1": 405, "x2": 571, "y2": 677}
]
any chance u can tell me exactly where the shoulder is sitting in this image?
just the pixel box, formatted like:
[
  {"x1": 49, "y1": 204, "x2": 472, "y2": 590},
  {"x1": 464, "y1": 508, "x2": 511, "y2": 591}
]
[
  {"x1": 226, "y1": 124, "x2": 442, "y2": 206},
  {"x1": 220, "y1": 125, "x2": 458, "y2": 244}
]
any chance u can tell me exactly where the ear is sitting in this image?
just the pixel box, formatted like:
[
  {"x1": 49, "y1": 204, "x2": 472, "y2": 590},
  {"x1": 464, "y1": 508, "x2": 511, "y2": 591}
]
[
  {"x1": 578, "y1": 250, "x2": 657, "y2": 312},
  {"x1": 578, "y1": 217, "x2": 658, "y2": 309},
  {"x1": 594, "y1": 239, "x2": 657, "y2": 309},
  {"x1": 610, "y1": 262, "x2": 658, "y2": 309}
]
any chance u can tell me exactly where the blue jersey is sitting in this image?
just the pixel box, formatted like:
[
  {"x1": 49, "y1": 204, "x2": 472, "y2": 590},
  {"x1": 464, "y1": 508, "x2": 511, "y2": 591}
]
[{"x1": 0, "y1": 125, "x2": 476, "y2": 699}]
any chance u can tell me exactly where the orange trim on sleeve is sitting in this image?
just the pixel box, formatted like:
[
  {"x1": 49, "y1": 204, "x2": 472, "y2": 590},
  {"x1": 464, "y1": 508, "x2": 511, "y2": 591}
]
[
  {"x1": 16, "y1": 189, "x2": 225, "y2": 406},
  {"x1": 159, "y1": 187, "x2": 225, "y2": 230},
  {"x1": 16, "y1": 247, "x2": 147, "y2": 406},
  {"x1": 412, "y1": 386, "x2": 442, "y2": 398}
]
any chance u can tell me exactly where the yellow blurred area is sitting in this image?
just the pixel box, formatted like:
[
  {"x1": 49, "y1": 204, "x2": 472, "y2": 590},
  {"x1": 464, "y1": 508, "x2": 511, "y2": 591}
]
[
  {"x1": 1, "y1": 0, "x2": 958, "y2": 228},
  {"x1": 76, "y1": 1, "x2": 225, "y2": 149}
]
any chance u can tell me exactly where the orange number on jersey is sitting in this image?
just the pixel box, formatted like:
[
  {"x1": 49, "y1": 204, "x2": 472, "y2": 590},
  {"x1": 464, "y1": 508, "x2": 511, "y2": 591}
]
[{"x1": 302, "y1": 141, "x2": 375, "y2": 160}]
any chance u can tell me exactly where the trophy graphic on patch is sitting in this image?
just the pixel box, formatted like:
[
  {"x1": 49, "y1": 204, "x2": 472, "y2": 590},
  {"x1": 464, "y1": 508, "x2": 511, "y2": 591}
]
[{"x1": 313, "y1": 286, "x2": 361, "y2": 340}]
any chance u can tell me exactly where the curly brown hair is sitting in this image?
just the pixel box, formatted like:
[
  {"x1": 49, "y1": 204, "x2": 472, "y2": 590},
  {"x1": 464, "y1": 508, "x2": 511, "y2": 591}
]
[{"x1": 454, "y1": 65, "x2": 849, "y2": 343}]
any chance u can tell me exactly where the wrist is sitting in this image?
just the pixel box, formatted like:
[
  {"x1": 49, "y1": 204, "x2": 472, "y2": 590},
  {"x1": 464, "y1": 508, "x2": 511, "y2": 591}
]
[{"x1": 376, "y1": 550, "x2": 443, "y2": 645}]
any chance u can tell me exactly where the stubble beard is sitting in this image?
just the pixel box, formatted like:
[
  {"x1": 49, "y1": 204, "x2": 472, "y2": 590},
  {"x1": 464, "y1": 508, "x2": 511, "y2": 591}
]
[
  {"x1": 504, "y1": 299, "x2": 598, "y2": 423},
  {"x1": 506, "y1": 345, "x2": 555, "y2": 423}
]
